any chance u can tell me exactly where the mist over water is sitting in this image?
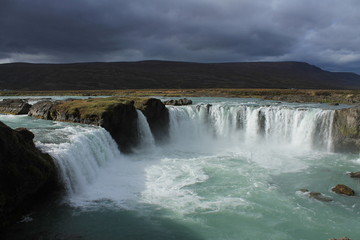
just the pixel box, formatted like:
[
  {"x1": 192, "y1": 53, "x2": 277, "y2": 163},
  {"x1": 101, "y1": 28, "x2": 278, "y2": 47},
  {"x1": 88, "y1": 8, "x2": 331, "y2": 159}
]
[{"x1": 1, "y1": 98, "x2": 359, "y2": 240}]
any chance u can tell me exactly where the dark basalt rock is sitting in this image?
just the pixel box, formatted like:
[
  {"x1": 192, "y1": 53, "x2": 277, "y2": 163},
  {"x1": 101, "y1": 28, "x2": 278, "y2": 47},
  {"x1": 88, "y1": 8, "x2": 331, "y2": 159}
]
[
  {"x1": 349, "y1": 171, "x2": 360, "y2": 178},
  {"x1": 101, "y1": 102, "x2": 139, "y2": 153},
  {"x1": 28, "y1": 100, "x2": 60, "y2": 120},
  {"x1": 0, "y1": 99, "x2": 32, "y2": 115},
  {"x1": 28, "y1": 97, "x2": 170, "y2": 152},
  {"x1": 0, "y1": 121, "x2": 57, "y2": 230},
  {"x1": 163, "y1": 98, "x2": 192, "y2": 106},
  {"x1": 331, "y1": 184, "x2": 355, "y2": 196}
]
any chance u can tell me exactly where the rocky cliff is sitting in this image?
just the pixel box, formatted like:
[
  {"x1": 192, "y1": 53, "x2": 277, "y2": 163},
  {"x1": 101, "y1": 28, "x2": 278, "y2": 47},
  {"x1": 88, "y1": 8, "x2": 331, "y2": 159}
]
[
  {"x1": 0, "y1": 99, "x2": 31, "y2": 115},
  {"x1": 333, "y1": 107, "x2": 360, "y2": 152},
  {"x1": 0, "y1": 121, "x2": 57, "y2": 230},
  {"x1": 28, "y1": 97, "x2": 169, "y2": 152}
]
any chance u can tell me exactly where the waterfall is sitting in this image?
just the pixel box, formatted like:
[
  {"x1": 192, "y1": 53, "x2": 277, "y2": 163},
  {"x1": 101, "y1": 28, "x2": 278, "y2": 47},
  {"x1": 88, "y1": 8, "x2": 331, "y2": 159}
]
[
  {"x1": 37, "y1": 126, "x2": 122, "y2": 195},
  {"x1": 167, "y1": 104, "x2": 335, "y2": 152},
  {"x1": 136, "y1": 110, "x2": 156, "y2": 149},
  {"x1": 29, "y1": 102, "x2": 335, "y2": 198}
]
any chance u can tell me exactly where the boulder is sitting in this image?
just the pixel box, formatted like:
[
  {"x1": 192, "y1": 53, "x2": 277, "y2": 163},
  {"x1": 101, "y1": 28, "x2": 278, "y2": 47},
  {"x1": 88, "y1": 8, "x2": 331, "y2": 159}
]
[
  {"x1": 331, "y1": 184, "x2": 355, "y2": 196},
  {"x1": 349, "y1": 172, "x2": 360, "y2": 178},
  {"x1": 0, "y1": 99, "x2": 32, "y2": 115},
  {"x1": 0, "y1": 121, "x2": 57, "y2": 230},
  {"x1": 28, "y1": 100, "x2": 59, "y2": 120},
  {"x1": 299, "y1": 189, "x2": 333, "y2": 202},
  {"x1": 308, "y1": 192, "x2": 333, "y2": 202},
  {"x1": 163, "y1": 98, "x2": 192, "y2": 106}
]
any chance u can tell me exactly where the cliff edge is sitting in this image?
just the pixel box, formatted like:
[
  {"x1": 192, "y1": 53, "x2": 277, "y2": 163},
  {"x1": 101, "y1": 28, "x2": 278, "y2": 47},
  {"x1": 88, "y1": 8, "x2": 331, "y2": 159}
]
[
  {"x1": 0, "y1": 122, "x2": 57, "y2": 230},
  {"x1": 28, "y1": 97, "x2": 169, "y2": 152},
  {"x1": 333, "y1": 107, "x2": 360, "y2": 152}
]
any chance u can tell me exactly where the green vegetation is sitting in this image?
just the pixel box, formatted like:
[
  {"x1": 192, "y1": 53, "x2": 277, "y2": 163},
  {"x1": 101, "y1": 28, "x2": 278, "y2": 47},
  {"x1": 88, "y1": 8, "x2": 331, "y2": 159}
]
[
  {"x1": 2, "y1": 88, "x2": 360, "y2": 105},
  {"x1": 54, "y1": 97, "x2": 150, "y2": 119}
]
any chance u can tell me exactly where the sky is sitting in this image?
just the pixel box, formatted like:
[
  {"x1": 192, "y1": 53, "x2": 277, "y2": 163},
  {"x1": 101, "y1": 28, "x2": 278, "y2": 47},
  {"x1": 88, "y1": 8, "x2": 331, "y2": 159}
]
[{"x1": 0, "y1": 0, "x2": 359, "y2": 73}]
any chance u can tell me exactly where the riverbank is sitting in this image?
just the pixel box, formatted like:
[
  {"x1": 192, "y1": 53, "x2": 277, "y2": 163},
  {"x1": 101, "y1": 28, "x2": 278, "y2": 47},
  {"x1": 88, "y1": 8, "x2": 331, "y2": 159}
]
[{"x1": 1, "y1": 89, "x2": 360, "y2": 105}]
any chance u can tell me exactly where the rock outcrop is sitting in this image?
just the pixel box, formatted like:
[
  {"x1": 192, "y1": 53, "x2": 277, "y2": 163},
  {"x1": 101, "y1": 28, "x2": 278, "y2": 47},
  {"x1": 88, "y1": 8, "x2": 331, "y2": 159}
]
[
  {"x1": 299, "y1": 189, "x2": 333, "y2": 202},
  {"x1": 349, "y1": 172, "x2": 360, "y2": 178},
  {"x1": 28, "y1": 100, "x2": 60, "y2": 120},
  {"x1": 0, "y1": 99, "x2": 31, "y2": 115},
  {"x1": 28, "y1": 97, "x2": 169, "y2": 152},
  {"x1": 331, "y1": 184, "x2": 355, "y2": 196},
  {"x1": 333, "y1": 107, "x2": 360, "y2": 152},
  {"x1": 0, "y1": 121, "x2": 57, "y2": 230},
  {"x1": 163, "y1": 98, "x2": 192, "y2": 106}
]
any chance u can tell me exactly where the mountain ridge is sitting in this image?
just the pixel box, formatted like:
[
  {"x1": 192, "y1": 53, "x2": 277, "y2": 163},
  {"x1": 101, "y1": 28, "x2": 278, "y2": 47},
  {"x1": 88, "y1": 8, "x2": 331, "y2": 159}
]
[{"x1": 0, "y1": 60, "x2": 359, "y2": 90}]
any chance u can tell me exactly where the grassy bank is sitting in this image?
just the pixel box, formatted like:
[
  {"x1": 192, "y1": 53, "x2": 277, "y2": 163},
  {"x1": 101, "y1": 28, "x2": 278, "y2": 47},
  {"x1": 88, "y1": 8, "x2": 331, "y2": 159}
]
[{"x1": 1, "y1": 88, "x2": 360, "y2": 105}]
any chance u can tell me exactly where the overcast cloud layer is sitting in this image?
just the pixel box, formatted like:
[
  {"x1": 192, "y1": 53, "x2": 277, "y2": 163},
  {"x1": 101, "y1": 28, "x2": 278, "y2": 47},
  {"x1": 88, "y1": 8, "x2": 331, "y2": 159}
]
[{"x1": 0, "y1": 0, "x2": 359, "y2": 73}]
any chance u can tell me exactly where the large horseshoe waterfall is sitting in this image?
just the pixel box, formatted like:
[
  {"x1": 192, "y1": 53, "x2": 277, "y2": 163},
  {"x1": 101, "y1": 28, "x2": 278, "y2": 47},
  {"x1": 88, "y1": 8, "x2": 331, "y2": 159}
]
[{"x1": 1, "y1": 98, "x2": 359, "y2": 240}]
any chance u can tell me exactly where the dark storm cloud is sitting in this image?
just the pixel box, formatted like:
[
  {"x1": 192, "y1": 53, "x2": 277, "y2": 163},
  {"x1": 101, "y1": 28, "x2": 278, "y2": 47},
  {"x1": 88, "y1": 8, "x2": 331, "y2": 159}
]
[{"x1": 0, "y1": 0, "x2": 359, "y2": 73}]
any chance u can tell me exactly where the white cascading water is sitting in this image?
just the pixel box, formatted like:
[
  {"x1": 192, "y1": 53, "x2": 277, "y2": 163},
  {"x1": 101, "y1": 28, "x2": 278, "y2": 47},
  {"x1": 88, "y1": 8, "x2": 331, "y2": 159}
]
[
  {"x1": 136, "y1": 110, "x2": 156, "y2": 150},
  {"x1": 167, "y1": 104, "x2": 335, "y2": 152},
  {"x1": 33, "y1": 110, "x2": 157, "y2": 203},
  {"x1": 37, "y1": 126, "x2": 122, "y2": 196}
]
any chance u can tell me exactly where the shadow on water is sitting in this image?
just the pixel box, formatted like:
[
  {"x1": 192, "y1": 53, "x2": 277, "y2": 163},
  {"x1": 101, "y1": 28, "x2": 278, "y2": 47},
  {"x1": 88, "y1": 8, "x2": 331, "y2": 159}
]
[{"x1": 4, "y1": 196, "x2": 205, "y2": 240}]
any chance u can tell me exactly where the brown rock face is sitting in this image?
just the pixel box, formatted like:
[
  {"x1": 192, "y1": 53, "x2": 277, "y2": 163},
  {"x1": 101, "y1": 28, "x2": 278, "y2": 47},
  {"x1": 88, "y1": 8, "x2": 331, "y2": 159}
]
[
  {"x1": 331, "y1": 184, "x2": 355, "y2": 196},
  {"x1": 0, "y1": 121, "x2": 57, "y2": 230},
  {"x1": 0, "y1": 99, "x2": 32, "y2": 115},
  {"x1": 333, "y1": 107, "x2": 360, "y2": 152}
]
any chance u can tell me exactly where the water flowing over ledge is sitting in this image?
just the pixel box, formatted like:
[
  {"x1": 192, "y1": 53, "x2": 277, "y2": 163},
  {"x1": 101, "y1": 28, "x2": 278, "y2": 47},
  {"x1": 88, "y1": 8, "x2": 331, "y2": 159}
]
[
  {"x1": 27, "y1": 102, "x2": 336, "y2": 201},
  {"x1": 168, "y1": 103, "x2": 335, "y2": 152},
  {"x1": 37, "y1": 127, "x2": 122, "y2": 196},
  {"x1": 2, "y1": 98, "x2": 360, "y2": 240}
]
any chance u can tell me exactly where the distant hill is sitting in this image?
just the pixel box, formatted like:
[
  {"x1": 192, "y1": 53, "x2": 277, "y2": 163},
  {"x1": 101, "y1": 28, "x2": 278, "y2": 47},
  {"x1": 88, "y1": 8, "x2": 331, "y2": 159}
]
[{"x1": 0, "y1": 60, "x2": 360, "y2": 90}]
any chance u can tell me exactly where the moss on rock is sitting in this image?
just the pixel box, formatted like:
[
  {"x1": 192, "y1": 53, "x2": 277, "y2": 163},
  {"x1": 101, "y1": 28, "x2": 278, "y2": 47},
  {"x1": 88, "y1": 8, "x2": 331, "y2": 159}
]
[{"x1": 28, "y1": 97, "x2": 169, "y2": 152}]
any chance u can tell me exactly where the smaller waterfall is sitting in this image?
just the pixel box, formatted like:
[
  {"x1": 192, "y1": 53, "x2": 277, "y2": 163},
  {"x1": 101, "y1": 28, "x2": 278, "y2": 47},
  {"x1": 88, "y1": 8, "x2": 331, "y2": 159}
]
[
  {"x1": 37, "y1": 126, "x2": 122, "y2": 195},
  {"x1": 136, "y1": 110, "x2": 156, "y2": 149}
]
